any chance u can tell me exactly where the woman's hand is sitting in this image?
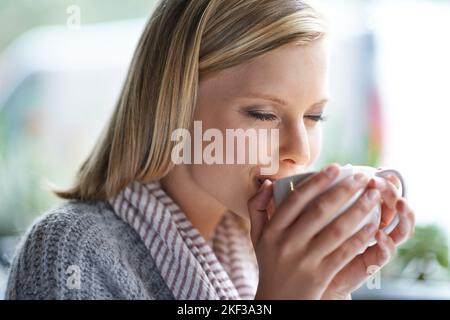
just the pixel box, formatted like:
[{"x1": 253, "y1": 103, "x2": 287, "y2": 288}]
[
  {"x1": 321, "y1": 174, "x2": 415, "y2": 300},
  {"x1": 248, "y1": 164, "x2": 382, "y2": 299}
]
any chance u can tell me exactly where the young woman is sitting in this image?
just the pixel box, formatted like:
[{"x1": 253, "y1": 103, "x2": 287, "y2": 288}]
[{"x1": 6, "y1": 0, "x2": 415, "y2": 300}]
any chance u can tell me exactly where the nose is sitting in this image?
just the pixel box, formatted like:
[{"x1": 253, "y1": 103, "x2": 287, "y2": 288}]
[{"x1": 279, "y1": 121, "x2": 311, "y2": 167}]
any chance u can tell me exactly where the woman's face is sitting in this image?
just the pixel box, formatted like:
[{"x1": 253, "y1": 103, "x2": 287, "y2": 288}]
[{"x1": 186, "y1": 39, "x2": 329, "y2": 218}]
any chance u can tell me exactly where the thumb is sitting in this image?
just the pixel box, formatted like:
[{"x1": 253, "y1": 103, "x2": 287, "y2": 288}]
[{"x1": 247, "y1": 179, "x2": 273, "y2": 246}]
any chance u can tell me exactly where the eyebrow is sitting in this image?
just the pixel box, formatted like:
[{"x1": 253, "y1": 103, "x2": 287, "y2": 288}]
[{"x1": 243, "y1": 92, "x2": 329, "y2": 109}]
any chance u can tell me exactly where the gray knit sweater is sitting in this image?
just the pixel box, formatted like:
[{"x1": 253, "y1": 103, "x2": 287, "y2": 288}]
[{"x1": 5, "y1": 200, "x2": 174, "y2": 300}]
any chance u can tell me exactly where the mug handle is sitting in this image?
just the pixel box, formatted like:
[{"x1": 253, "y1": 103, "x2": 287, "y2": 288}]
[{"x1": 375, "y1": 169, "x2": 407, "y2": 235}]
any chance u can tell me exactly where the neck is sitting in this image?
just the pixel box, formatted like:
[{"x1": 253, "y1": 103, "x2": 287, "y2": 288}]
[{"x1": 160, "y1": 166, "x2": 227, "y2": 241}]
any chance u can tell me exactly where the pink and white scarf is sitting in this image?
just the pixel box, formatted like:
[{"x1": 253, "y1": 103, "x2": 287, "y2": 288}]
[{"x1": 108, "y1": 180, "x2": 259, "y2": 300}]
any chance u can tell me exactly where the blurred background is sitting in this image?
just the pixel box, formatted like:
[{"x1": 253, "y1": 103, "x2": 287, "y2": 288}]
[{"x1": 1, "y1": 0, "x2": 450, "y2": 299}]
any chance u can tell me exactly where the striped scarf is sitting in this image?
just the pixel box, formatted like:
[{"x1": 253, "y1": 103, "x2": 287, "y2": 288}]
[{"x1": 108, "y1": 180, "x2": 259, "y2": 300}]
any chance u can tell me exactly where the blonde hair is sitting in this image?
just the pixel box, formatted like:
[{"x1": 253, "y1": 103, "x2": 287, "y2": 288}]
[{"x1": 54, "y1": 0, "x2": 328, "y2": 201}]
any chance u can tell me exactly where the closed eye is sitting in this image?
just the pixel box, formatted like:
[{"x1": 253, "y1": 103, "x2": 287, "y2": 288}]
[
  {"x1": 245, "y1": 110, "x2": 328, "y2": 123},
  {"x1": 246, "y1": 110, "x2": 278, "y2": 122},
  {"x1": 305, "y1": 114, "x2": 328, "y2": 122}
]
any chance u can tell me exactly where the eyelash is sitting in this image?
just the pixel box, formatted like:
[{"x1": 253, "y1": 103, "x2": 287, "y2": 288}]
[
  {"x1": 246, "y1": 111, "x2": 278, "y2": 122},
  {"x1": 306, "y1": 115, "x2": 328, "y2": 122},
  {"x1": 246, "y1": 111, "x2": 327, "y2": 122}
]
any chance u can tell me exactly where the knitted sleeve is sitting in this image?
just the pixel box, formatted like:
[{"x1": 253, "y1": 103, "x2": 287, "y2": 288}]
[{"x1": 4, "y1": 201, "x2": 170, "y2": 300}]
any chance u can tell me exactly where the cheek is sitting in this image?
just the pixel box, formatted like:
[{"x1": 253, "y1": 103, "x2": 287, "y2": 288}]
[
  {"x1": 189, "y1": 108, "x2": 261, "y2": 217},
  {"x1": 308, "y1": 125, "x2": 323, "y2": 162}
]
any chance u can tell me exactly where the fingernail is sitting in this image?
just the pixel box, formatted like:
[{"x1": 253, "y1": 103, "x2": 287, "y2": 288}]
[
  {"x1": 379, "y1": 235, "x2": 391, "y2": 258},
  {"x1": 364, "y1": 223, "x2": 376, "y2": 234},
  {"x1": 400, "y1": 218, "x2": 409, "y2": 235},
  {"x1": 352, "y1": 173, "x2": 368, "y2": 186},
  {"x1": 258, "y1": 179, "x2": 270, "y2": 192},
  {"x1": 367, "y1": 189, "x2": 380, "y2": 202},
  {"x1": 324, "y1": 164, "x2": 339, "y2": 178},
  {"x1": 381, "y1": 247, "x2": 389, "y2": 259},
  {"x1": 368, "y1": 178, "x2": 377, "y2": 188},
  {"x1": 396, "y1": 199, "x2": 405, "y2": 212}
]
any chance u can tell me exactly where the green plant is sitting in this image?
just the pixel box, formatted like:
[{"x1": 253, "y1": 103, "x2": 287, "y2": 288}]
[{"x1": 388, "y1": 225, "x2": 450, "y2": 281}]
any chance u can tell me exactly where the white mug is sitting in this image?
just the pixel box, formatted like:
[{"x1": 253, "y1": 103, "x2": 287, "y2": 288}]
[{"x1": 273, "y1": 164, "x2": 406, "y2": 246}]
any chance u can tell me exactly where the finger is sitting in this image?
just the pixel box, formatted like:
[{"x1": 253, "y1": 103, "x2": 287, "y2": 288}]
[
  {"x1": 268, "y1": 163, "x2": 341, "y2": 230},
  {"x1": 385, "y1": 175, "x2": 401, "y2": 190},
  {"x1": 287, "y1": 173, "x2": 371, "y2": 242},
  {"x1": 308, "y1": 188, "x2": 380, "y2": 257},
  {"x1": 376, "y1": 231, "x2": 397, "y2": 263},
  {"x1": 267, "y1": 197, "x2": 276, "y2": 220},
  {"x1": 377, "y1": 167, "x2": 401, "y2": 188},
  {"x1": 379, "y1": 202, "x2": 395, "y2": 228},
  {"x1": 248, "y1": 179, "x2": 273, "y2": 245},
  {"x1": 359, "y1": 230, "x2": 397, "y2": 271},
  {"x1": 388, "y1": 198, "x2": 415, "y2": 245},
  {"x1": 321, "y1": 223, "x2": 378, "y2": 276},
  {"x1": 368, "y1": 176, "x2": 400, "y2": 210},
  {"x1": 372, "y1": 175, "x2": 402, "y2": 229}
]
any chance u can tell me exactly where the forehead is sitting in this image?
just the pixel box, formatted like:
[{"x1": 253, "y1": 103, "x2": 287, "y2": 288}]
[{"x1": 199, "y1": 40, "x2": 329, "y2": 103}]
